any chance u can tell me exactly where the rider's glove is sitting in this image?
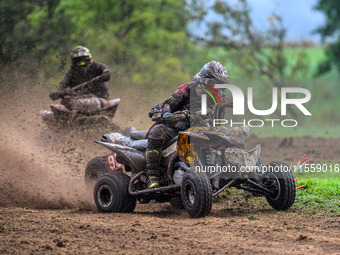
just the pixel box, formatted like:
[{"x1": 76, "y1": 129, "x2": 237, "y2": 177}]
[
  {"x1": 162, "y1": 112, "x2": 173, "y2": 120},
  {"x1": 163, "y1": 112, "x2": 188, "y2": 127}
]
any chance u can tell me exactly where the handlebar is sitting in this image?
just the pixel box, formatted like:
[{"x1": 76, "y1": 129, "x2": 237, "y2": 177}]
[{"x1": 49, "y1": 81, "x2": 90, "y2": 101}]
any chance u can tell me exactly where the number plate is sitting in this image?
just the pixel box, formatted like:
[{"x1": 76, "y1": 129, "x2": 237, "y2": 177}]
[{"x1": 106, "y1": 153, "x2": 124, "y2": 172}]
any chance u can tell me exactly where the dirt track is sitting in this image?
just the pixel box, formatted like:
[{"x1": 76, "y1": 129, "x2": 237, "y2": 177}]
[
  {"x1": 1, "y1": 204, "x2": 339, "y2": 254},
  {"x1": 0, "y1": 89, "x2": 339, "y2": 254}
]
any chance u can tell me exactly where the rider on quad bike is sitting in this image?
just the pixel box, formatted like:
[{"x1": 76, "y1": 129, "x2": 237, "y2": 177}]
[
  {"x1": 54, "y1": 45, "x2": 114, "y2": 111},
  {"x1": 88, "y1": 60, "x2": 297, "y2": 217},
  {"x1": 41, "y1": 46, "x2": 120, "y2": 127},
  {"x1": 146, "y1": 60, "x2": 232, "y2": 188}
]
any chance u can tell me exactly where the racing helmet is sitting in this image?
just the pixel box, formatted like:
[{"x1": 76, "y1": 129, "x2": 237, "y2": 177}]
[
  {"x1": 71, "y1": 46, "x2": 92, "y2": 66},
  {"x1": 200, "y1": 61, "x2": 229, "y2": 84}
]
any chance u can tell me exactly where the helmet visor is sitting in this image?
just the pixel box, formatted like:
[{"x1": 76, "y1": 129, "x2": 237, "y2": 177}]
[{"x1": 73, "y1": 56, "x2": 91, "y2": 66}]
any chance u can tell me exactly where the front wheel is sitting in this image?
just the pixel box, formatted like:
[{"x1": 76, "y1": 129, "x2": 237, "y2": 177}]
[
  {"x1": 263, "y1": 161, "x2": 296, "y2": 211},
  {"x1": 181, "y1": 170, "x2": 213, "y2": 218}
]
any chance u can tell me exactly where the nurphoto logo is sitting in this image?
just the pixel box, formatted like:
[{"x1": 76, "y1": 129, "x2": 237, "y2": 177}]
[{"x1": 200, "y1": 84, "x2": 312, "y2": 128}]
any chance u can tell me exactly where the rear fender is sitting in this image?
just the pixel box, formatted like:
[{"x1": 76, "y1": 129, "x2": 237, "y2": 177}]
[
  {"x1": 95, "y1": 141, "x2": 146, "y2": 173},
  {"x1": 50, "y1": 104, "x2": 72, "y2": 114},
  {"x1": 103, "y1": 98, "x2": 120, "y2": 118},
  {"x1": 107, "y1": 98, "x2": 120, "y2": 107}
]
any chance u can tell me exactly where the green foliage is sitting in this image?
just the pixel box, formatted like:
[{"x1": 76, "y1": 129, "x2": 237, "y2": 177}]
[
  {"x1": 77, "y1": 0, "x2": 193, "y2": 87},
  {"x1": 0, "y1": 0, "x2": 193, "y2": 88},
  {"x1": 0, "y1": 0, "x2": 36, "y2": 63},
  {"x1": 315, "y1": 0, "x2": 340, "y2": 74},
  {"x1": 0, "y1": 0, "x2": 73, "y2": 68}
]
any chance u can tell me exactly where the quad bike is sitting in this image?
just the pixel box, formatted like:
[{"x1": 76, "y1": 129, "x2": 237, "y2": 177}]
[
  {"x1": 40, "y1": 83, "x2": 120, "y2": 129},
  {"x1": 85, "y1": 105, "x2": 296, "y2": 218}
]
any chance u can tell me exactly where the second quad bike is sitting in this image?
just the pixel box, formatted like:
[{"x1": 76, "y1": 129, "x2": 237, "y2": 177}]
[
  {"x1": 41, "y1": 82, "x2": 120, "y2": 129},
  {"x1": 85, "y1": 106, "x2": 296, "y2": 218}
]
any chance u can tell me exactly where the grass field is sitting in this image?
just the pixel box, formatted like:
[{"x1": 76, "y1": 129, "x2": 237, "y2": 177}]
[
  {"x1": 220, "y1": 170, "x2": 339, "y2": 215},
  {"x1": 294, "y1": 177, "x2": 339, "y2": 214},
  {"x1": 291, "y1": 162, "x2": 339, "y2": 214},
  {"x1": 252, "y1": 125, "x2": 340, "y2": 138}
]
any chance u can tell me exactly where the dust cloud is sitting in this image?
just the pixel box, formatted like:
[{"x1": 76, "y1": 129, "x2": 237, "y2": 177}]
[{"x1": 0, "y1": 87, "x2": 113, "y2": 209}]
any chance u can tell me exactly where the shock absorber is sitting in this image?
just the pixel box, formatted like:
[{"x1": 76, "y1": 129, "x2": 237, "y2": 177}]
[{"x1": 209, "y1": 148, "x2": 217, "y2": 165}]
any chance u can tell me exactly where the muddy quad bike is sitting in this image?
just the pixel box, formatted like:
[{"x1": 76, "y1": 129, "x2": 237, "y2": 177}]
[
  {"x1": 40, "y1": 83, "x2": 120, "y2": 129},
  {"x1": 86, "y1": 106, "x2": 296, "y2": 218}
]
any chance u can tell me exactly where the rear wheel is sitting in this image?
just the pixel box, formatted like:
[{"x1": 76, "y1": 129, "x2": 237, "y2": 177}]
[
  {"x1": 113, "y1": 173, "x2": 136, "y2": 213},
  {"x1": 264, "y1": 161, "x2": 296, "y2": 211},
  {"x1": 181, "y1": 170, "x2": 213, "y2": 218},
  {"x1": 93, "y1": 172, "x2": 136, "y2": 213},
  {"x1": 85, "y1": 157, "x2": 108, "y2": 190},
  {"x1": 94, "y1": 174, "x2": 122, "y2": 213}
]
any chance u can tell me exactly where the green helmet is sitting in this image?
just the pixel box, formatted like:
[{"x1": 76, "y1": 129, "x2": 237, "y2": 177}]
[{"x1": 71, "y1": 46, "x2": 92, "y2": 66}]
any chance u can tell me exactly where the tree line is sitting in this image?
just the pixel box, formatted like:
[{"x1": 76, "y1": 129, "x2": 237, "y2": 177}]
[{"x1": 1, "y1": 0, "x2": 339, "y2": 87}]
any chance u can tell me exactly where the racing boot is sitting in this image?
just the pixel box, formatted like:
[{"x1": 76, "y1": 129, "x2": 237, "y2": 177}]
[
  {"x1": 147, "y1": 175, "x2": 160, "y2": 189},
  {"x1": 145, "y1": 147, "x2": 162, "y2": 189}
]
